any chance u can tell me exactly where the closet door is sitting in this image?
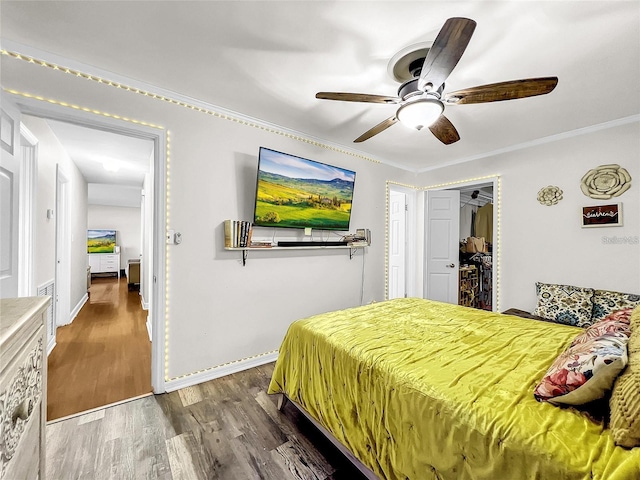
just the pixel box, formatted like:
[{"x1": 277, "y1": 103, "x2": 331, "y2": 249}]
[{"x1": 424, "y1": 190, "x2": 460, "y2": 304}]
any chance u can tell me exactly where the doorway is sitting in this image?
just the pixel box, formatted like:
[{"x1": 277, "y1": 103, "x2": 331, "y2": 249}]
[
  {"x1": 423, "y1": 177, "x2": 498, "y2": 311},
  {"x1": 45, "y1": 118, "x2": 155, "y2": 419},
  {"x1": 386, "y1": 184, "x2": 418, "y2": 300},
  {"x1": 55, "y1": 166, "x2": 71, "y2": 328},
  {"x1": 455, "y1": 183, "x2": 494, "y2": 311}
]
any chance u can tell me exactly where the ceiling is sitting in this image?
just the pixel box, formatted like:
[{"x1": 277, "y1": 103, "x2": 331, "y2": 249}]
[
  {"x1": 2, "y1": 1, "x2": 639, "y2": 172},
  {"x1": 46, "y1": 119, "x2": 153, "y2": 187}
]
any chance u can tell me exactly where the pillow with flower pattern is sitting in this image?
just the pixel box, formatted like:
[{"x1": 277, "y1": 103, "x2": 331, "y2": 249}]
[
  {"x1": 532, "y1": 282, "x2": 595, "y2": 327},
  {"x1": 534, "y1": 309, "x2": 632, "y2": 405},
  {"x1": 591, "y1": 289, "x2": 640, "y2": 323}
]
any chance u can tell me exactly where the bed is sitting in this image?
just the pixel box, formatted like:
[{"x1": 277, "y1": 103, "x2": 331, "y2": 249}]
[{"x1": 267, "y1": 298, "x2": 640, "y2": 480}]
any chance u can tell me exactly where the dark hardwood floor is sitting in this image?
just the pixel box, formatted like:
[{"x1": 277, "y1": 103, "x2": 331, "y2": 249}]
[
  {"x1": 46, "y1": 362, "x2": 369, "y2": 480},
  {"x1": 47, "y1": 276, "x2": 152, "y2": 420}
]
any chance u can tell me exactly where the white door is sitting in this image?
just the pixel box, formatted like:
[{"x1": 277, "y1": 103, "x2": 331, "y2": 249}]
[
  {"x1": 388, "y1": 190, "x2": 407, "y2": 299},
  {"x1": 0, "y1": 100, "x2": 21, "y2": 298},
  {"x1": 55, "y1": 167, "x2": 71, "y2": 326},
  {"x1": 424, "y1": 190, "x2": 460, "y2": 304}
]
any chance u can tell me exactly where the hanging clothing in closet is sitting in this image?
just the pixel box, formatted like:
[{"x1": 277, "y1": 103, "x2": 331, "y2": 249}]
[
  {"x1": 460, "y1": 204, "x2": 476, "y2": 239},
  {"x1": 475, "y1": 203, "x2": 493, "y2": 243}
]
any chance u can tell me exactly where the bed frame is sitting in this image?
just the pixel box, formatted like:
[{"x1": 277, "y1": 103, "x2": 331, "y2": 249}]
[{"x1": 277, "y1": 394, "x2": 379, "y2": 479}]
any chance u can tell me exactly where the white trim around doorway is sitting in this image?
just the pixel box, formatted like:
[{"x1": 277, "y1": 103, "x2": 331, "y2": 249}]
[
  {"x1": 14, "y1": 96, "x2": 168, "y2": 394},
  {"x1": 422, "y1": 175, "x2": 501, "y2": 312}
]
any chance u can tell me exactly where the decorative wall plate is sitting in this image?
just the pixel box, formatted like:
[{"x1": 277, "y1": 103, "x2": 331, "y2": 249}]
[
  {"x1": 580, "y1": 164, "x2": 631, "y2": 199},
  {"x1": 537, "y1": 185, "x2": 563, "y2": 206}
]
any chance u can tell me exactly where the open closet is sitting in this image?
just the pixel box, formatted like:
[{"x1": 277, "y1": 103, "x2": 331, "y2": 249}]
[{"x1": 457, "y1": 185, "x2": 493, "y2": 311}]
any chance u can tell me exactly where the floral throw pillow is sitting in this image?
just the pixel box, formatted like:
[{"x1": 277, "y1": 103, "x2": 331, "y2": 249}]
[
  {"x1": 534, "y1": 309, "x2": 632, "y2": 405},
  {"x1": 532, "y1": 282, "x2": 595, "y2": 327},
  {"x1": 591, "y1": 289, "x2": 640, "y2": 324}
]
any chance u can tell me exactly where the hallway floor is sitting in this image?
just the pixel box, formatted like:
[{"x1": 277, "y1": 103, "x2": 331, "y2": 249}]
[{"x1": 47, "y1": 276, "x2": 152, "y2": 421}]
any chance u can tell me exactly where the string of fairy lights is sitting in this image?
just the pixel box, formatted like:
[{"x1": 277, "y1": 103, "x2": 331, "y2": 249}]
[
  {"x1": 3, "y1": 47, "x2": 502, "y2": 381},
  {"x1": 1, "y1": 47, "x2": 380, "y2": 383}
]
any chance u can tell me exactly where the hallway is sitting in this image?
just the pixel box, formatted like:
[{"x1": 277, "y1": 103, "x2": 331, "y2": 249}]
[{"x1": 47, "y1": 276, "x2": 152, "y2": 421}]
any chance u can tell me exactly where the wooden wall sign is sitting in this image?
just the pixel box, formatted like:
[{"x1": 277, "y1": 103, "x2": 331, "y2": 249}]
[{"x1": 582, "y1": 203, "x2": 622, "y2": 228}]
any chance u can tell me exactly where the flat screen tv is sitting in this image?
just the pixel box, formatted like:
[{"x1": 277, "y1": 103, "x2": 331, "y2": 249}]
[
  {"x1": 253, "y1": 147, "x2": 356, "y2": 230},
  {"x1": 87, "y1": 229, "x2": 116, "y2": 254}
]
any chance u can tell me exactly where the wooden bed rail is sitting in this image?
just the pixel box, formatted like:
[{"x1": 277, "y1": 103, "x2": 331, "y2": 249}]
[{"x1": 275, "y1": 394, "x2": 380, "y2": 480}]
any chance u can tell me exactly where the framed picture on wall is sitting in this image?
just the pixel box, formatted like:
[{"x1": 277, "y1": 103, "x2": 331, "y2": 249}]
[{"x1": 582, "y1": 203, "x2": 622, "y2": 228}]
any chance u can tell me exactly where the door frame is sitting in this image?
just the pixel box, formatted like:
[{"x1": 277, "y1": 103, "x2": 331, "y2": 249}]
[
  {"x1": 386, "y1": 182, "x2": 418, "y2": 300},
  {"x1": 13, "y1": 97, "x2": 168, "y2": 394},
  {"x1": 19, "y1": 124, "x2": 38, "y2": 296},
  {"x1": 423, "y1": 175, "x2": 500, "y2": 311}
]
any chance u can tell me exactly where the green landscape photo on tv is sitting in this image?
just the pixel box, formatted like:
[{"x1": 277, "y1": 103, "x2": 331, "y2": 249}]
[
  {"x1": 87, "y1": 229, "x2": 116, "y2": 253},
  {"x1": 253, "y1": 147, "x2": 356, "y2": 230}
]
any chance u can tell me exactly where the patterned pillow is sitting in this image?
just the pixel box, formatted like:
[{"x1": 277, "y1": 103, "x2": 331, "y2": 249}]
[
  {"x1": 592, "y1": 289, "x2": 640, "y2": 323},
  {"x1": 534, "y1": 310, "x2": 631, "y2": 405},
  {"x1": 532, "y1": 282, "x2": 595, "y2": 327},
  {"x1": 571, "y1": 308, "x2": 632, "y2": 344},
  {"x1": 610, "y1": 306, "x2": 640, "y2": 447}
]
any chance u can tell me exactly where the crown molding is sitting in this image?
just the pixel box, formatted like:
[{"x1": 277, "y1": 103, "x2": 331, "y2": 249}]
[
  {"x1": 3, "y1": 39, "x2": 637, "y2": 175},
  {"x1": 415, "y1": 114, "x2": 640, "y2": 173},
  {"x1": 0, "y1": 39, "x2": 401, "y2": 168}
]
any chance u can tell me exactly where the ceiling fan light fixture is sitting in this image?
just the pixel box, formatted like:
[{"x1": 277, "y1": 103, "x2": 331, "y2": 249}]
[{"x1": 397, "y1": 98, "x2": 444, "y2": 130}]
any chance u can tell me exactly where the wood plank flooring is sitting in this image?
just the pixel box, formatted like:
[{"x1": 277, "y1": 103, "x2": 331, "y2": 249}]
[
  {"x1": 47, "y1": 276, "x2": 152, "y2": 420},
  {"x1": 46, "y1": 363, "x2": 369, "y2": 480}
]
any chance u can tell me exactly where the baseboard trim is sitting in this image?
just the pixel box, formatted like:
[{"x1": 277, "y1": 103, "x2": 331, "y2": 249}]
[
  {"x1": 164, "y1": 351, "x2": 279, "y2": 392},
  {"x1": 64, "y1": 293, "x2": 88, "y2": 326},
  {"x1": 46, "y1": 392, "x2": 154, "y2": 424},
  {"x1": 47, "y1": 338, "x2": 56, "y2": 356},
  {"x1": 141, "y1": 295, "x2": 149, "y2": 311},
  {"x1": 146, "y1": 314, "x2": 152, "y2": 342}
]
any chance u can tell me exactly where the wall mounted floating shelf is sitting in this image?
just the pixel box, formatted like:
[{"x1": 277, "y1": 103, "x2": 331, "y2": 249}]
[{"x1": 225, "y1": 245, "x2": 368, "y2": 266}]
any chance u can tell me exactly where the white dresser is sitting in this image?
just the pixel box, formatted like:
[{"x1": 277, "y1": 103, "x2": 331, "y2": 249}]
[
  {"x1": 0, "y1": 296, "x2": 49, "y2": 480},
  {"x1": 88, "y1": 253, "x2": 120, "y2": 278}
]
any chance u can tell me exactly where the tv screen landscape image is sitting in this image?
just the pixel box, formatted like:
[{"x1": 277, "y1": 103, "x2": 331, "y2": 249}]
[
  {"x1": 253, "y1": 147, "x2": 356, "y2": 230},
  {"x1": 87, "y1": 229, "x2": 116, "y2": 253}
]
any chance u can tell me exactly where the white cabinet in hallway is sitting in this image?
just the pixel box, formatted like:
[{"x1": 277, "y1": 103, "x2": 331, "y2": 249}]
[{"x1": 88, "y1": 253, "x2": 120, "y2": 278}]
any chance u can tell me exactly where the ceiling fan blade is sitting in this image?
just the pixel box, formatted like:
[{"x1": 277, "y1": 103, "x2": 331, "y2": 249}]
[
  {"x1": 428, "y1": 115, "x2": 460, "y2": 145},
  {"x1": 316, "y1": 92, "x2": 400, "y2": 104},
  {"x1": 418, "y1": 17, "x2": 476, "y2": 92},
  {"x1": 444, "y1": 77, "x2": 559, "y2": 104},
  {"x1": 354, "y1": 116, "x2": 398, "y2": 143}
]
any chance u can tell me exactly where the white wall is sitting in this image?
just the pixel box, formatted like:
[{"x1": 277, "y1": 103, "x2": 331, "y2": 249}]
[
  {"x1": 88, "y1": 204, "x2": 141, "y2": 270},
  {"x1": 88, "y1": 183, "x2": 142, "y2": 207},
  {"x1": 14, "y1": 50, "x2": 637, "y2": 388},
  {"x1": 418, "y1": 121, "x2": 640, "y2": 312},
  {"x1": 7, "y1": 60, "x2": 417, "y2": 381},
  {"x1": 25, "y1": 115, "x2": 88, "y2": 313}
]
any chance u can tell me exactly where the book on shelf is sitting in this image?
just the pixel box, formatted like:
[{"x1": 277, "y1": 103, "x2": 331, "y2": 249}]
[
  {"x1": 224, "y1": 220, "x2": 253, "y2": 248},
  {"x1": 224, "y1": 220, "x2": 233, "y2": 248}
]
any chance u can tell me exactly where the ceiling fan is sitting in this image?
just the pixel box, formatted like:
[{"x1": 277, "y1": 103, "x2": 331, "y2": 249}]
[{"x1": 316, "y1": 17, "x2": 558, "y2": 145}]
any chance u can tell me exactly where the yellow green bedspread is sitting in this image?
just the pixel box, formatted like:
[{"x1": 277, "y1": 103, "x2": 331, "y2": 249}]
[{"x1": 268, "y1": 298, "x2": 640, "y2": 480}]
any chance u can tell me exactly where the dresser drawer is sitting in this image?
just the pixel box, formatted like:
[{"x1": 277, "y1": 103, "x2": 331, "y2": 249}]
[
  {"x1": 1, "y1": 407, "x2": 41, "y2": 480},
  {"x1": 100, "y1": 256, "x2": 118, "y2": 266},
  {"x1": 0, "y1": 328, "x2": 44, "y2": 479},
  {"x1": 100, "y1": 263, "x2": 119, "y2": 272}
]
